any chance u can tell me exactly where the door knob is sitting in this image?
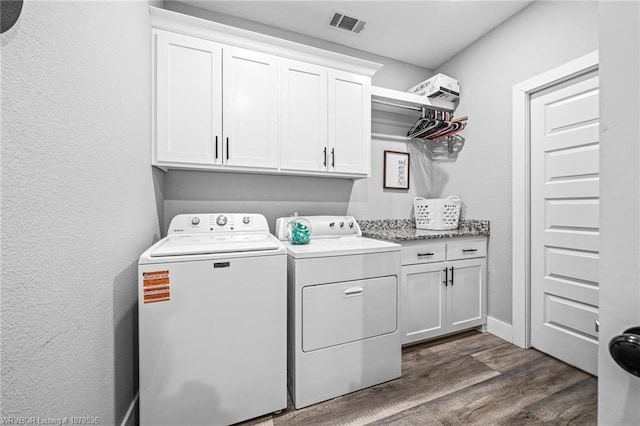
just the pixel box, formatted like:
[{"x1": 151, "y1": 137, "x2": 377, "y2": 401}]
[{"x1": 609, "y1": 326, "x2": 640, "y2": 378}]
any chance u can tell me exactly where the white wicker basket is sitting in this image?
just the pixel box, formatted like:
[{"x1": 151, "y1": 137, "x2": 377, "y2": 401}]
[{"x1": 414, "y1": 196, "x2": 462, "y2": 230}]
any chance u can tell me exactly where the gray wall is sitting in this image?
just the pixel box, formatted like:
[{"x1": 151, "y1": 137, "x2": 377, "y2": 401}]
[
  {"x1": 432, "y1": 1, "x2": 599, "y2": 324},
  {"x1": 1, "y1": 2, "x2": 162, "y2": 424},
  {"x1": 598, "y1": 1, "x2": 640, "y2": 423}
]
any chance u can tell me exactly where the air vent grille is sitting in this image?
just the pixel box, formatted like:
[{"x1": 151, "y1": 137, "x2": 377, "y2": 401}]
[{"x1": 329, "y1": 11, "x2": 366, "y2": 34}]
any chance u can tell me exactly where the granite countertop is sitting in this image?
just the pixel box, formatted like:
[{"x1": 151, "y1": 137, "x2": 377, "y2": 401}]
[{"x1": 357, "y1": 219, "x2": 490, "y2": 241}]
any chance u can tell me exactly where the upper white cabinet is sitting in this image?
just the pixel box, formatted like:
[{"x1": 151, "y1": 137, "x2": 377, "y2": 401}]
[
  {"x1": 154, "y1": 31, "x2": 222, "y2": 165},
  {"x1": 280, "y1": 59, "x2": 328, "y2": 172},
  {"x1": 329, "y1": 70, "x2": 371, "y2": 175},
  {"x1": 223, "y1": 47, "x2": 279, "y2": 169},
  {"x1": 150, "y1": 6, "x2": 382, "y2": 178}
]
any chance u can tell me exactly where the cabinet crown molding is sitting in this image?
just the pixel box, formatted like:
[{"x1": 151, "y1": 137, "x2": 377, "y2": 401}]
[{"x1": 149, "y1": 6, "x2": 383, "y2": 77}]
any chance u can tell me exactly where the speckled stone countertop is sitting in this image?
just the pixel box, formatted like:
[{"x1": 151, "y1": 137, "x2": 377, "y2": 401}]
[{"x1": 357, "y1": 219, "x2": 490, "y2": 241}]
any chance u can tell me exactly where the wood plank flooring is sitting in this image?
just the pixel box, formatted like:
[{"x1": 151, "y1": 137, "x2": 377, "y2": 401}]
[{"x1": 239, "y1": 331, "x2": 597, "y2": 426}]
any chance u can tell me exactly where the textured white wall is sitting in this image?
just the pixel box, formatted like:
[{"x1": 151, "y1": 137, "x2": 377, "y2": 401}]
[
  {"x1": 433, "y1": 1, "x2": 599, "y2": 324},
  {"x1": 1, "y1": 2, "x2": 161, "y2": 423},
  {"x1": 598, "y1": 2, "x2": 640, "y2": 423}
]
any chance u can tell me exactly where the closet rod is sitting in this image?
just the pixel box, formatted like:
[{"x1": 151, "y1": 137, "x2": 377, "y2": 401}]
[{"x1": 371, "y1": 99, "x2": 422, "y2": 112}]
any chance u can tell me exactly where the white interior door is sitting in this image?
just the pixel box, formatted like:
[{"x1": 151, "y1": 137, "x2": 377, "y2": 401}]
[{"x1": 530, "y1": 72, "x2": 599, "y2": 375}]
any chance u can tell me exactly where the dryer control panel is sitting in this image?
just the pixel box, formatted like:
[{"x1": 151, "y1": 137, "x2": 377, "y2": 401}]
[
  {"x1": 275, "y1": 215, "x2": 361, "y2": 240},
  {"x1": 167, "y1": 213, "x2": 269, "y2": 235}
]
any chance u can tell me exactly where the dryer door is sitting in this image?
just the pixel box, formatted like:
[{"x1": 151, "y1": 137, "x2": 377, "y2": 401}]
[{"x1": 302, "y1": 276, "x2": 397, "y2": 352}]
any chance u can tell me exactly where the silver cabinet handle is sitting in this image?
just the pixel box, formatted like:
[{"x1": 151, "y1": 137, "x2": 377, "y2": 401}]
[{"x1": 344, "y1": 286, "x2": 364, "y2": 296}]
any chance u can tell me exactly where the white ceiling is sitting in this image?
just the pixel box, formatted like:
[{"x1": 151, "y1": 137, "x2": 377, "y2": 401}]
[{"x1": 177, "y1": 1, "x2": 534, "y2": 69}]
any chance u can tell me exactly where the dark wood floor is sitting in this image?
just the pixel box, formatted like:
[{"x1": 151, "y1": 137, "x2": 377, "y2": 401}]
[{"x1": 240, "y1": 331, "x2": 597, "y2": 426}]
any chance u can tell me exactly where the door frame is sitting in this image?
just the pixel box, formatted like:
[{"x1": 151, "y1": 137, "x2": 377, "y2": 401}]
[{"x1": 511, "y1": 51, "x2": 599, "y2": 349}]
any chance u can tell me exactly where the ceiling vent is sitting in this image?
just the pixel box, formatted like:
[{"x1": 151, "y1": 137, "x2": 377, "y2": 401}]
[{"x1": 329, "y1": 11, "x2": 366, "y2": 34}]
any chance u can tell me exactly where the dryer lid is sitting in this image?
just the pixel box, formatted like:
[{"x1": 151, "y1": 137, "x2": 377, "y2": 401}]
[{"x1": 150, "y1": 233, "x2": 280, "y2": 257}]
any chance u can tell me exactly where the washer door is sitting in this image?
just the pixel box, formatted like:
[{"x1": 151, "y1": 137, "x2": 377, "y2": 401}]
[{"x1": 302, "y1": 276, "x2": 397, "y2": 352}]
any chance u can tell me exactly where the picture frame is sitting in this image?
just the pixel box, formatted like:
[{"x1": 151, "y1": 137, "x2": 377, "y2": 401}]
[{"x1": 383, "y1": 150, "x2": 410, "y2": 189}]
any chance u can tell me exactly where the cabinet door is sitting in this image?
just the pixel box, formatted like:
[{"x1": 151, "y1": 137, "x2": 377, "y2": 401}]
[
  {"x1": 401, "y1": 263, "x2": 446, "y2": 344},
  {"x1": 223, "y1": 46, "x2": 279, "y2": 169},
  {"x1": 446, "y1": 258, "x2": 486, "y2": 334},
  {"x1": 280, "y1": 60, "x2": 328, "y2": 172},
  {"x1": 155, "y1": 30, "x2": 222, "y2": 165},
  {"x1": 328, "y1": 70, "x2": 371, "y2": 175}
]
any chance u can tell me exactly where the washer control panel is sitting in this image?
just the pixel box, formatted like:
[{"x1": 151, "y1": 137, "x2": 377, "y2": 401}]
[{"x1": 167, "y1": 213, "x2": 267, "y2": 235}]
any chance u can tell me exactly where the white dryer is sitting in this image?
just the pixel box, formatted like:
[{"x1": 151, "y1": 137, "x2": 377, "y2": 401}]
[
  {"x1": 138, "y1": 213, "x2": 286, "y2": 426},
  {"x1": 275, "y1": 215, "x2": 402, "y2": 408}
]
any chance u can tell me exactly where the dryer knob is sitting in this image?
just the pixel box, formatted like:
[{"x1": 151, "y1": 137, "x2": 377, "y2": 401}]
[
  {"x1": 216, "y1": 215, "x2": 228, "y2": 226},
  {"x1": 191, "y1": 217, "x2": 200, "y2": 225},
  {"x1": 242, "y1": 216, "x2": 251, "y2": 224}
]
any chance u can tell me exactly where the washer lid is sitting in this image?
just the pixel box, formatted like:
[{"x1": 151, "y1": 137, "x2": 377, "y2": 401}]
[
  {"x1": 150, "y1": 233, "x2": 281, "y2": 257},
  {"x1": 284, "y1": 236, "x2": 400, "y2": 259}
]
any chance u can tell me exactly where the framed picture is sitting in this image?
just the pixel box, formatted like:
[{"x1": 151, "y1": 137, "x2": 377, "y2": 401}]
[{"x1": 383, "y1": 150, "x2": 410, "y2": 189}]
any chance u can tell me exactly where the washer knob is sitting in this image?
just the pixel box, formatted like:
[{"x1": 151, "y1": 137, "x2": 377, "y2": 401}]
[
  {"x1": 349, "y1": 221, "x2": 354, "y2": 229},
  {"x1": 191, "y1": 217, "x2": 200, "y2": 225},
  {"x1": 242, "y1": 216, "x2": 251, "y2": 224},
  {"x1": 216, "y1": 215, "x2": 227, "y2": 226},
  {"x1": 339, "y1": 222, "x2": 345, "y2": 228}
]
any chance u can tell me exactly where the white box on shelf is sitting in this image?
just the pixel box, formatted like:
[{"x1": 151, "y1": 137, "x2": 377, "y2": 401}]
[{"x1": 408, "y1": 73, "x2": 460, "y2": 102}]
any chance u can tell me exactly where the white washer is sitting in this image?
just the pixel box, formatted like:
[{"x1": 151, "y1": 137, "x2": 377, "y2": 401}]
[
  {"x1": 275, "y1": 215, "x2": 402, "y2": 409},
  {"x1": 138, "y1": 213, "x2": 287, "y2": 426}
]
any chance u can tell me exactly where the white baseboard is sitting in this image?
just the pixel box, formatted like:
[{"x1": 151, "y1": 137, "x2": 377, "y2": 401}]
[
  {"x1": 120, "y1": 392, "x2": 139, "y2": 426},
  {"x1": 486, "y1": 316, "x2": 513, "y2": 343}
]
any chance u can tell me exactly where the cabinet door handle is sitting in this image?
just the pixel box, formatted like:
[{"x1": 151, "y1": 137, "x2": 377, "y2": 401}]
[
  {"x1": 323, "y1": 147, "x2": 327, "y2": 167},
  {"x1": 462, "y1": 249, "x2": 478, "y2": 253},
  {"x1": 331, "y1": 148, "x2": 335, "y2": 167},
  {"x1": 443, "y1": 268, "x2": 448, "y2": 287},
  {"x1": 226, "y1": 138, "x2": 230, "y2": 161},
  {"x1": 450, "y1": 267, "x2": 454, "y2": 286},
  {"x1": 215, "y1": 136, "x2": 219, "y2": 159},
  {"x1": 418, "y1": 252, "x2": 434, "y2": 257}
]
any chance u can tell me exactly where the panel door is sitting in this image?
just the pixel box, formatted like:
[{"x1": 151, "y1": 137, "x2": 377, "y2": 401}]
[
  {"x1": 446, "y1": 258, "x2": 486, "y2": 334},
  {"x1": 302, "y1": 276, "x2": 397, "y2": 352},
  {"x1": 530, "y1": 72, "x2": 599, "y2": 376},
  {"x1": 155, "y1": 30, "x2": 222, "y2": 165},
  {"x1": 223, "y1": 46, "x2": 279, "y2": 169},
  {"x1": 401, "y1": 263, "x2": 445, "y2": 344},
  {"x1": 280, "y1": 59, "x2": 328, "y2": 172},
  {"x1": 328, "y1": 70, "x2": 371, "y2": 175}
]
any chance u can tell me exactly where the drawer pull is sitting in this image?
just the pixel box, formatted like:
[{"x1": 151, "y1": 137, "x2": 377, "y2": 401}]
[
  {"x1": 462, "y1": 249, "x2": 478, "y2": 253},
  {"x1": 344, "y1": 286, "x2": 364, "y2": 297},
  {"x1": 418, "y1": 252, "x2": 434, "y2": 257}
]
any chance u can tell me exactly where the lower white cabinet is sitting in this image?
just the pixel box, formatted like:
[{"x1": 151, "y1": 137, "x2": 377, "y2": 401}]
[{"x1": 401, "y1": 238, "x2": 487, "y2": 345}]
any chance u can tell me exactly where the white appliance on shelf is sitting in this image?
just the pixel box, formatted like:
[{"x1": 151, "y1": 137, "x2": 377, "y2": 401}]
[
  {"x1": 138, "y1": 213, "x2": 287, "y2": 426},
  {"x1": 275, "y1": 215, "x2": 402, "y2": 409}
]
